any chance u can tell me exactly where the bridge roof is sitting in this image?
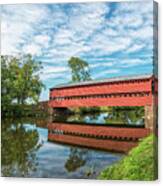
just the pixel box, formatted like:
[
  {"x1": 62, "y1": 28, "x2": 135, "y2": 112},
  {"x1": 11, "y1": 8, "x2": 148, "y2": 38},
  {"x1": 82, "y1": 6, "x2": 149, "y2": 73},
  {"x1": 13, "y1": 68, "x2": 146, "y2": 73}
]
[{"x1": 50, "y1": 74, "x2": 153, "y2": 90}]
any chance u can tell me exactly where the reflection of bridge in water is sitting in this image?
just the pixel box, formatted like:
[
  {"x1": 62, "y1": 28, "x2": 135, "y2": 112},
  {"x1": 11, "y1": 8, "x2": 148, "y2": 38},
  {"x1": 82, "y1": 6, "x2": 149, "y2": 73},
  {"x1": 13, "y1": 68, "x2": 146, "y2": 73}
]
[
  {"x1": 48, "y1": 74, "x2": 158, "y2": 152},
  {"x1": 48, "y1": 122, "x2": 150, "y2": 153}
]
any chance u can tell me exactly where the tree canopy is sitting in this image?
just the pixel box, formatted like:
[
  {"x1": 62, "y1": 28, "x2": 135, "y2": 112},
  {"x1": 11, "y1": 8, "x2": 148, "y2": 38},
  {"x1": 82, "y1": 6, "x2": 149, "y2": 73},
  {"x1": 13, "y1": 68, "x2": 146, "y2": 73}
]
[
  {"x1": 1, "y1": 54, "x2": 44, "y2": 109},
  {"x1": 68, "y1": 57, "x2": 91, "y2": 82}
]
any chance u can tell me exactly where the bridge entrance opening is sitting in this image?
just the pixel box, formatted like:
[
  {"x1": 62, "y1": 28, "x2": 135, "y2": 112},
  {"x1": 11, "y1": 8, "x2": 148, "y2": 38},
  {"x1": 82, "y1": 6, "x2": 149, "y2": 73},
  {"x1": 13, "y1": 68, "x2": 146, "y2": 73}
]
[{"x1": 51, "y1": 106, "x2": 145, "y2": 127}]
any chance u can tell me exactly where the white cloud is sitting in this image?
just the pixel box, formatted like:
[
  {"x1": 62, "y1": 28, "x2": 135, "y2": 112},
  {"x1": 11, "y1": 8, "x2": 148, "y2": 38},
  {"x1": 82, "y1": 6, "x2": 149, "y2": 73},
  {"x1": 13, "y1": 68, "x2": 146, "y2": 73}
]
[
  {"x1": 102, "y1": 28, "x2": 119, "y2": 37},
  {"x1": 105, "y1": 0, "x2": 153, "y2": 50},
  {"x1": 43, "y1": 66, "x2": 68, "y2": 74},
  {"x1": 118, "y1": 58, "x2": 152, "y2": 68},
  {"x1": 90, "y1": 62, "x2": 114, "y2": 69},
  {"x1": 1, "y1": 4, "x2": 50, "y2": 55},
  {"x1": 67, "y1": 2, "x2": 109, "y2": 41},
  {"x1": 113, "y1": 1, "x2": 153, "y2": 15},
  {"x1": 128, "y1": 26, "x2": 153, "y2": 40},
  {"x1": 126, "y1": 44, "x2": 145, "y2": 53},
  {"x1": 22, "y1": 43, "x2": 42, "y2": 56},
  {"x1": 40, "y1": 71, "x2": 71, "y2": 81},
  {"x1": 34, "y1": 35, "x2": 50, "y2": 46},
  {"x1": 88, "y1": 35, "x2": 131, "y2": 56},
  {"x1": 120, "y1": 14, "x2": 143, "y2": 28},
  {"x1": 1, "y1": 2, "x2": 153, "y2": 58},
  {"x1": 39, "y1": 64, "x2": 70, "y2": 81},
  {"x1": 94, "y1": 69, "x2": 120, "y2": 79}
]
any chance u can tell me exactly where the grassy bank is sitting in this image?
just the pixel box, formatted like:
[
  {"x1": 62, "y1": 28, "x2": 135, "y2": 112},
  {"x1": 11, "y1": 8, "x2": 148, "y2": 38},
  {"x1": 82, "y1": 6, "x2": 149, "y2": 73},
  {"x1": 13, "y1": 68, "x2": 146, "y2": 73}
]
[{"x1": 98, "y1": 134, "x2": 158, "y2": 181}]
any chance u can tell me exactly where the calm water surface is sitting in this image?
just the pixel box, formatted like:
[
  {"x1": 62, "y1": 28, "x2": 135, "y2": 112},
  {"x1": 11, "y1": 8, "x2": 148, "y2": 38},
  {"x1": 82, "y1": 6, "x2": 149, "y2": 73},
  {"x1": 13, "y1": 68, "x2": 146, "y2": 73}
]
[
  {"x1": 1, "y1": 117, "x2": 123, "y2": 178},
  {"x1": 2, "y1": 109, "x2": 144, "y2": 178}
]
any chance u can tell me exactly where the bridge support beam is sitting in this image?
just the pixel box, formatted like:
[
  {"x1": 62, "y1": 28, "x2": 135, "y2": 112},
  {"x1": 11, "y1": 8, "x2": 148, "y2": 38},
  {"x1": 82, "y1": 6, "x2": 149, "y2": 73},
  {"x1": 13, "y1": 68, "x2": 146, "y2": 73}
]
[{"x1": 145, "y1": 104, "x2": 157, "y2": 133}]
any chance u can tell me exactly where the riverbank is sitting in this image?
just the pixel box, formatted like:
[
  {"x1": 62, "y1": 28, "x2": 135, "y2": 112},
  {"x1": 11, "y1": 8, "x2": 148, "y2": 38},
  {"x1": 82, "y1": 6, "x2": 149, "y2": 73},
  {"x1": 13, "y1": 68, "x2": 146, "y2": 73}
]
[
  {"x1": 2, "y1": 101, "x2": 50, "y2": 118},
  {"x1": 98, "y1": 134, "x2": 158, "y2": 180}
]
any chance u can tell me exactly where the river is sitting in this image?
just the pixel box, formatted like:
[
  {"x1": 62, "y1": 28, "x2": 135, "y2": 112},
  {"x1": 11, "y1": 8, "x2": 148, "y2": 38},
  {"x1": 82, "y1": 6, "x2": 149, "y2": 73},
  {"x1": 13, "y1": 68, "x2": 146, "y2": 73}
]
[{"x1": 1, "y1": 110, "x2": 144, "y2": 178}]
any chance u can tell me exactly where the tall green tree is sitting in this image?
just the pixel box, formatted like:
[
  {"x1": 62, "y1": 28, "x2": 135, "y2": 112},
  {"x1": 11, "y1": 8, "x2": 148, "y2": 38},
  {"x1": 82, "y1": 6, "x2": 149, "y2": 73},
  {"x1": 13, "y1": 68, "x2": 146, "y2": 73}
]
[
  {"x1": 68, "y1": 57, "x2": 91, "y2": 82},
  {"x1": 1, "y1": 54, "x2": 44, "y2": 107},
  {"x1": 1, "y1": 56, "x2": 16, "y2": 109}
]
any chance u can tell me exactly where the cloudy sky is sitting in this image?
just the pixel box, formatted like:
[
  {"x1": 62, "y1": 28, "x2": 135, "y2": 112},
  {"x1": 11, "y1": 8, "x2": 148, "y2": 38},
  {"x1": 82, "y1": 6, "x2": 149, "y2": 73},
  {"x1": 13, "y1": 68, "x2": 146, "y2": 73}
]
[{"x1": 1, "y1": 0, "x2": 156, "y2": 101}]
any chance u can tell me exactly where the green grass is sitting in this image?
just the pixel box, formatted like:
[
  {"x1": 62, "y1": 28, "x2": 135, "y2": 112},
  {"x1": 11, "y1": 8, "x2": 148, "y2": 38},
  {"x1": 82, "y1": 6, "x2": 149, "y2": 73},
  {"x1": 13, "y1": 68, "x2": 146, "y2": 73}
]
[{"x1": 98, "y1": 134, "x2": 158, "y2": 181}]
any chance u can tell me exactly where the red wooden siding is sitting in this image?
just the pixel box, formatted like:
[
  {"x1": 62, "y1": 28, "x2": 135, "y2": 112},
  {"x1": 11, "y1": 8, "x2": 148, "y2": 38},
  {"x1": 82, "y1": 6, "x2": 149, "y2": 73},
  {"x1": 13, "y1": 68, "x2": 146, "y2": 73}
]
[
  {"x1": 49, "y1": 75, "x2": 157, "y2": 107},
  {"x1": 48, "y1": 123, "x2": 150, "y2": 152},
  {"x1": 48, "y1": 134, "x2": 137, "y2": 153},
  {"x1": 48, "y1": 123, "x2": 150, "y2": 140}
]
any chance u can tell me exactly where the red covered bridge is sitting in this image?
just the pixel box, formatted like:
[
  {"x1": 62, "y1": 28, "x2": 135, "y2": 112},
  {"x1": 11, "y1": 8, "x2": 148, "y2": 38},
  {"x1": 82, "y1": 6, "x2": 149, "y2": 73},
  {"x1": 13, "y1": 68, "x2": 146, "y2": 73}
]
[
  {"x1": 48, "y1": 74, "x2": 157, "y2": 152},
  {"x1": 49, "y1": 74, "x2": 157, "y2": 107},
  {"x1": 49, "y1": 74, "x2": 157, "y2": 129}
]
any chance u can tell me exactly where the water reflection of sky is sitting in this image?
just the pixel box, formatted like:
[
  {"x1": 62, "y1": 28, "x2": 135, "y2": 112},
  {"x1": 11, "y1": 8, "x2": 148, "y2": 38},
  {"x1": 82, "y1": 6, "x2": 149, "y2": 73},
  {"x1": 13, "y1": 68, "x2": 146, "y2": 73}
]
[{"x1": 84, "y1": 113, "x2": 108, "y2": 124}]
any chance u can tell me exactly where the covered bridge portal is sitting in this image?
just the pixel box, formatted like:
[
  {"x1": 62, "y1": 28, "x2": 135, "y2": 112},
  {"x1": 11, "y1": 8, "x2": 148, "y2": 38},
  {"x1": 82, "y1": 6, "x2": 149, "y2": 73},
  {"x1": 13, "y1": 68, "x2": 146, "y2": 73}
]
[{"x1": 49, "y1": 74, "x2": 158, "y2": 130}]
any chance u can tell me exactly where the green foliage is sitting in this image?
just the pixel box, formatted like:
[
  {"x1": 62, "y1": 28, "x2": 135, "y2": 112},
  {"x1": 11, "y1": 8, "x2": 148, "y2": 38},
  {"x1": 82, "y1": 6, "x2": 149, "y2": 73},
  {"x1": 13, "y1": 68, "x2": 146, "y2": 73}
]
[
  {"x1": 68, "y1": 57, "x2": 91, "y2": 82},
  {"x1": 1, "y1": 56, "x2": 15, "y2": 108},
  {"x1": 2, "y1": 104, "x2": 49, "y2": 118},
  {"x1": 65, "y1": 148, "x2": 87, "y2": 172},
  {"x1": 1, "y1": 54, "x2": 44, "y2": 112},
  {"x1": 70, "y1": 107, "x2": 100, "y2": 114},
  {"x1": 105, "y1": 106, "x2": 144, "y2": 125},
  {"x1": 1, "y1": 118, "x2": 41, "y2": 176},
  {"x1": 99, "y1": 135, "x2": 158, "y2": 180}
]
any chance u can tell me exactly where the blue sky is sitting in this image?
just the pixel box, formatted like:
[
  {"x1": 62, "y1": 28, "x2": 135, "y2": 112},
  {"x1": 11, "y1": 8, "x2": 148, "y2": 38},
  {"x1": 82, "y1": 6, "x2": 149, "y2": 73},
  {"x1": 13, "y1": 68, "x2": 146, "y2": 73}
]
[{"x1": 1, "y1": 1, "x2": 156, "y2": 101}]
